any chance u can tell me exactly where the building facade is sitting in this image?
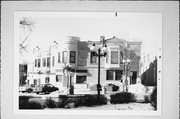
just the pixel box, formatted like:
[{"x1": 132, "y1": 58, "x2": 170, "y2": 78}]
[{"x1": 27, "y1": 36, "x2": 141, "y2": 93}]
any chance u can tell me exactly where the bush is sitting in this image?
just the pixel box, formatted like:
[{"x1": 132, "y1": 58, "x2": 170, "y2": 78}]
[
  {"x1": 19, "y1": 96, "x2": 34, "y2": 109},
  {"x1": 58, "y1": 94, "x2": 108, "y2": 108},
  {"x1": 19, "y1": 96, "x2": 45, "y2": 109},
  {"x1": 58, "y1": 95, "x2": 69, "y2": 108},
  {"x1": 28, "y1": 98, "x2": 45, "y2": 109},
  {"x1": 110, "y1": 92, "x2": 135, "y2": 104},
  {"x1": 45, "y1": 97, "x2": 59, "y2": 108},
  {"x1": 82, "y1": 94, "x2": 108, "y2": 106},
  {"x1": 150, "y1": 87, "x2": 157, "y2": 110}
]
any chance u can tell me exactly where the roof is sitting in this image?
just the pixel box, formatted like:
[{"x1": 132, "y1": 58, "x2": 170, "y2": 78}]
[{"x1": 105, "y1": 37, "x2": 127, "y2": 44}]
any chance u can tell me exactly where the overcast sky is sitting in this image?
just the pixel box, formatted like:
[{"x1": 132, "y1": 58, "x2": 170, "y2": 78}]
[{"x1": 17, "y1": 12, "x2": 162, "y2": 62}]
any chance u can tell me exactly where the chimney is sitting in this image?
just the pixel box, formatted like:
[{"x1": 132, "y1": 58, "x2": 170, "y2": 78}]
[
  {"x1": 113, "y1": 36, "x2": 116, "y2": 39},
  {"x1": 100, "y1": 36, "x2": 105, "y2": 42}
]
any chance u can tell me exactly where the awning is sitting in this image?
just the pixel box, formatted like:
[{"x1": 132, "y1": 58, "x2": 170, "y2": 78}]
[{"x1": 75, "y1": 72, "x2": 91, "y2": 76}]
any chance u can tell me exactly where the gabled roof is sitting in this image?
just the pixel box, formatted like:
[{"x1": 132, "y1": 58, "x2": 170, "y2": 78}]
[{"x1": 105, "y1": 36, "x2": 127, "y2": 44}]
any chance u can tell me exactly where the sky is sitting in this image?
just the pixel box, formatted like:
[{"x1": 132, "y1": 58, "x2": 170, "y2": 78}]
[{"x1": 17, "y1": 12, "x2": 162, "y2": 63}]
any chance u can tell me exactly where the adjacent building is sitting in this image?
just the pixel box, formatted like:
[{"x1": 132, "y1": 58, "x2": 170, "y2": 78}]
[{"x1": 27, "y1": 36, "x2": 141, "y2": 93}]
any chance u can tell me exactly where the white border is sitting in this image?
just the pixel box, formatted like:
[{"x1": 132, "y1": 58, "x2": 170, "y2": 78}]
[{"x1": 13, "y1": 11, "x2": 162, "y2": 116}]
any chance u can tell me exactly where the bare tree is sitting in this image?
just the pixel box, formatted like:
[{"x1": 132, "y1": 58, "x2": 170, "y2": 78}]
[
  {"x1": 123, "y1": 46, "x2": 140, "y2": 70},
  {"x1": 19, "y1": 17, "x2": 35, "y2": 56}
]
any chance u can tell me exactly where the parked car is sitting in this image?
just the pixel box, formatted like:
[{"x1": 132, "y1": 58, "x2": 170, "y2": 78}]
[
  {"x1": 19, "y1": 84, "x2": 38, "y2": 93},
  {"x1": 34, "y1": 84, "x2": 59, "y2": 94}
]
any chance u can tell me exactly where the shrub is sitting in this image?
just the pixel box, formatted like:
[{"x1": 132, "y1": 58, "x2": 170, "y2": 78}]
[
  {"x1": 110, "y1": 92, "x2": 135, "y2": 104},
  {"x1": 19, "y1": 96, "x2": 45, "y2": 109},
  {"x1": 58, "y1": 95, "x2": 69, "y2": 108},
  {"x1": 45, "y1": 97, "x2": 59, "y2": 108},
  {"x1": 19, "y1": 96, "x2": 34, "y2": 109},
  {"x1": 82, "y1": 94, "x2": 108, "y2": 106},
  {"x1": 150, "y1": 87, "x2": 157, "y2": 110},
  {"x1": 28, "y1": 98, "x2": 45, "y2": 109},
  {"x1": 58, "y1": 94, "x2": 108, "y2": 108},
  {"x1": 144, "y1": 95, "x2": 150, "y2": 103}
]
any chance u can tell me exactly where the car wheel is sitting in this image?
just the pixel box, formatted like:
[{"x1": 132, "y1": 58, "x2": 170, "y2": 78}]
[
  {"x1": 28, "y1": 89, "x2": 32, "y2": 93},
  {"x1": 45, "y1": 91, "x2": 49, "y2": 94}
]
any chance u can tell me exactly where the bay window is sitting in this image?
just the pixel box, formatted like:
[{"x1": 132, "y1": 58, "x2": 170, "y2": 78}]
[{"x1": 111, "y1": 51, "x2": 118, "y2": 64}]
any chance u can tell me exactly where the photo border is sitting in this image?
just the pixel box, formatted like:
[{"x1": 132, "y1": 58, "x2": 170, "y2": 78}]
[
  {"x1": 1, "y1": 1, "x2": 179, "y2": 119},
  {"x1": 13, "y1": 11, "x2": 162, "y2": 116}
]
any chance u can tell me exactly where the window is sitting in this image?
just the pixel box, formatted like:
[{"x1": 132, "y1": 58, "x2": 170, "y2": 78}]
[
  {"x1": 120, "y1": 52, "x2": 123, "y2": 64},
  {"x1": 35, "y1": 59, "x2": 37, "y2": 67},
  {"x1": 56, "y1": 75, "x2": 62, "y2": 82},
  {"x1": 34, "y1": 79, "x2": 37, "y2": 85},
  {"x1": 45, "y1": 77, "x2": 50, "y2": 84},
  {"x1": 58, "y1": 52, "x2": 61, "y2": 63},
  {"x1": 76, "y1": 76, "x2": 87, "y2": 84},
  {"x1": 43, "y1": 58, "x2": 46, "y2": 67},
  {"x1": 47, "y1": 57, "x2": 50, "y2": 67},
  {"x1": 38, "y1": 59, "x2": 41, "y2": 67},
  {"x1": 52, "y1": 56, "x2": 55, "y2": 66},
  {"x1": 107, "y1": 70, "x2": 114, "y2": 80},
  {"x1": 90, "y1": 52, "x2": 97, "y2": 63},
  {"x1": 111, "y1": 51, "x2": 118, "y2": 64},
  {"x1": 115, "y1": 70, "x2": 123, "y2": 80},
  {"x1": 106, "y1": 52, "x2": 108, "y2": 63},
  {"x1": 62, "y1": 51, "x2": 67, "y2": 63},
  {"x1": 70, "y1": 51, "x2": 76, "y2": 63},
  {"x1": 107, "y1": 70, "x2": 123, "y2": 81}
]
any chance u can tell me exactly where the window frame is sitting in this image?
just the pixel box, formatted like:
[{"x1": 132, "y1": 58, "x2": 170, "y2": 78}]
[
  {"x1": 115, "y1": 70, "x2": 123, "y2": 81},
  {"x1": 56, "y1": 75, "x2": 62, "y2": 82},
  {"x1": 62, "y1": 51, "x2": 67, "y2": 63},
  {"x1": 35, "y1": 59, "x2": 37, "y2": 67},
  {"x1": 58, "y1": 52, "x2": 61, "y2": 63},
  {"x1": 43, "y1": 58, "x2": 46, "y2": 67},
  {"x1": 90, "y1": 51, "x2": 97, "y2": 64},
  {"x1": 106, "y1": 70, "x2": 114, "y2": 80},
  {"x1": 47, "y1": 57, "x2": 51, "y2": 67},
  {"x1": 45, "y1": 77, "x2": 50, "y2": 84},
  {"x1": 37, "y1": 58, "x2": 41, "y2": 68},
  {"x1": 76, "y1": 76, "x2": 87, "y2": 84},
  {"x1": 69, "y1": 51, "x2": 76, "y2": 63},
  {"x1": 52, "y1": 56, "x2": 55, "y2": 66},
  {"x1": 111, "y1": 51, "x2": 119, "y2": 64},
  {"x1": 106, "y1": 70, "x2": 123, "y2": 81}
]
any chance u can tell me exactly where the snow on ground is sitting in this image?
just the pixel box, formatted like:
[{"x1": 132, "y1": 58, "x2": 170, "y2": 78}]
[
  {"x1": 47, "y1": 103, "x2": 154, "y2": 110},
  {"x1": 128, "y1": 83, "x2": 154, "y2": 102},
  {"x1": 128, "y1": 83, "x2": 147, "y2": 94},
  {"x1": 73, "y1": 103, "x2": 154, "y2": 110}
]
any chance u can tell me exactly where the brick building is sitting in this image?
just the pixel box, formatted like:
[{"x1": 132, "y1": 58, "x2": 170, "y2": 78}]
[{"x1": 27, "y1": 36, "x2": 141, "y2": 93}]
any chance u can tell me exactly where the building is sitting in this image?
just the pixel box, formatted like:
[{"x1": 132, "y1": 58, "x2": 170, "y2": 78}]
[
  {"x1": 27, "y1": 36, "x2": 141, "y2": 94},
  {"x1": 19, "y1": 64, "x2": 27, "y2": 86}
]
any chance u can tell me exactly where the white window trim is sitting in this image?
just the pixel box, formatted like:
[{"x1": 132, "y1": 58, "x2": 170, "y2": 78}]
[{"x1": 110, "y1": 49, "x2": 119, "y2": 65}]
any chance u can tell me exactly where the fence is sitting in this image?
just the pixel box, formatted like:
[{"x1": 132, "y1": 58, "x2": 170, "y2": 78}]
[{"x1": 141, "y1": 58, "x2": 157, "y2": 86}]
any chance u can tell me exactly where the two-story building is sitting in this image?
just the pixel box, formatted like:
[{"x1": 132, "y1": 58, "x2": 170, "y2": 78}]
[{"x1": 27, "y1": 36, "x2": 141, "y2": 93}]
